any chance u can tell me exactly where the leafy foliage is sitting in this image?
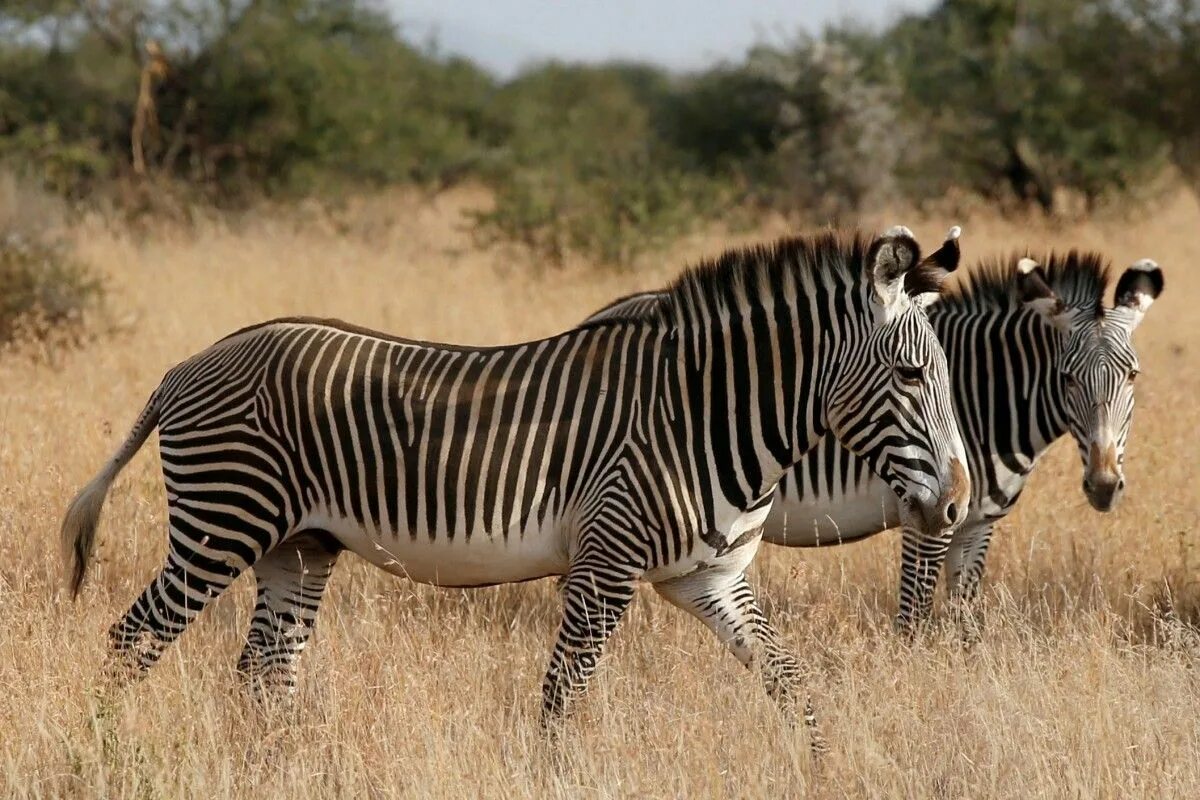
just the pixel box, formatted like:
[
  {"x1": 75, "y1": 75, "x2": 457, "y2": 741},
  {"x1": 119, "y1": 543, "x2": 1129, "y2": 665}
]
[
  {"x1": 0, "y1": 232, "x2": 102, "y2": 343},
  {"x1": 0, "y1": 0, "x2": 1195, "y2": 262},
  {"x1": 0, "y1": 171, "x2": 103, "y2": 345},
  {"x1": 471, "y1": 65, "x2": 727, "y2": 265},
  {"x1": 0, "y1": 1, "x2": 496, "y2": 195},
  {"x1": 891, "y1": 0, "x2": 1167, "y2": 211}
]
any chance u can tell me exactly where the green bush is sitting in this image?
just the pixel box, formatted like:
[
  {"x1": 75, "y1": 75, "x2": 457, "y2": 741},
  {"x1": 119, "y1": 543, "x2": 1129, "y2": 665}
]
[
  {"x1": 1, "y1": 0, "x2": 1195, "y2": 261},
  {"x1": 890, "y1": 0, "x2": 1167, "y2": 211},
  {"x1": 0, "y1": 233, "x2": 102, "y2": 344},
  {"x1": 471, "y1": 64, "x2": 727, "y2": 266},
  {"x1": 171, "y1": 1, "x2": 498, "y2": 192},
  {"x1": 0, "y1": 171, "x2": 103, "y2": 344},
  {"x1": 738, "y1": 37, "x2": 908, "y2": 220},
  {"x1": 0, "y1": 1, "x2": 500, "y2": 196}
]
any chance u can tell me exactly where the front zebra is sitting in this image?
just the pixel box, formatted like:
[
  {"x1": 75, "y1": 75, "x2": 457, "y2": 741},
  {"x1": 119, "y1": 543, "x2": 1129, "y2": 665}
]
[
  {"x1": 61, "y1": 228, "x2": 968, "y2": 743},
  {"x1": 582, "y1": 252, "x2": 1164, "y2": 630}
]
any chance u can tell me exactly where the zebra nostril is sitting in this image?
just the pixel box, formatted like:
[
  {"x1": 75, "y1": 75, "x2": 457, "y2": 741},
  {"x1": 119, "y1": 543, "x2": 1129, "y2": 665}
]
[
  {"x1": 1117, "y1": 478, "x2": 1125, "y2": 492},
  {"x1": 944, "y1": 502, "x2": 958, "y2": 524}
]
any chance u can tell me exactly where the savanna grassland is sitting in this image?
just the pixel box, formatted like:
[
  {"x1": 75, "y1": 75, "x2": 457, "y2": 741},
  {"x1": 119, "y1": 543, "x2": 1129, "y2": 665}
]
[{"x1": 1, "y1": 189, "x2": 1198, "y2": 799}]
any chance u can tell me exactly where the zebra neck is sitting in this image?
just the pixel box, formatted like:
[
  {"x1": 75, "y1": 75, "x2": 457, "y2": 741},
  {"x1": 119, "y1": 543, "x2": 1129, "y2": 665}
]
[
  {"x1": 934, "y1": 307, "x2": 1070, "y2": 472},
  {"x1": 1031, "y1": 330, "x2": 1072, "y2": 458},
  {"x1": 673, "y1": 305, "x2": 837, "y2": 511}
]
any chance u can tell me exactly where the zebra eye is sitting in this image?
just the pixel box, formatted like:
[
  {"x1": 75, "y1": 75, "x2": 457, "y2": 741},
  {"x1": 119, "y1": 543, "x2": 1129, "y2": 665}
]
[
  {"x1": 1062, "y1": 372, "x2": 1078, "y2": 390},
  {"x1": 895, "y1": 364, "x2": 924, "y2": 385},
  {"x1": 1128, "y1": 369, "x2": 1139, "y2": 383}
]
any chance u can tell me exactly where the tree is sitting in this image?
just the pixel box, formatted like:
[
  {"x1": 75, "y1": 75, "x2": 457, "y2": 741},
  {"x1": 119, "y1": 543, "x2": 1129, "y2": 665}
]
[
  {"x1": 0, "y1": 0, "x2": 499, "y2": 194},
  {"x1": 1079, "y1": 1, "x2": 1200, "y2": 197},
  {"x1": 892, "y1": 0, "x2": 1165, "y2": 211}
]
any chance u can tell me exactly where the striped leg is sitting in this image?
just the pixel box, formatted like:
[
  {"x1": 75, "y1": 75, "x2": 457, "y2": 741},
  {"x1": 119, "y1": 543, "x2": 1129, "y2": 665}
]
[
  {"x1": 237, "y1": 531, "x2": 341, "y2": 697},
  {"x1": 654, "y1": 570, "x2": 824, "y2": 752},
  {"x1": 945, "y1": 520, "x2": 995, "y2": 605},
  {"x1": 895, "y1": 525, "x2": 954, "y2": 635},
  {"x1": 541, "y1": 560, "x2": 640, "y2": 723},
  {"x1": 944, "y1": 520, "x2": 995, "y2": 642},
  {"x1": 107, "y1": 508, "x2": 266, "y2": 680}
]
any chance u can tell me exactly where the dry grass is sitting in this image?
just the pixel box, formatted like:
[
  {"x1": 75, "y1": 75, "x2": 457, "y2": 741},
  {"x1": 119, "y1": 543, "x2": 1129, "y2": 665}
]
[{"x1": 1, "y1": 188, "x2": 1198, "y2": 799}]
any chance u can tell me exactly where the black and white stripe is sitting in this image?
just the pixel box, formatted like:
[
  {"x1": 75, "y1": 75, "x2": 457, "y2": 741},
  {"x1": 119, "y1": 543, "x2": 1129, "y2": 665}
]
[
  {"x1": 582, "y1": 252, "x2": 1163, "y2": 631},
  {"x1": 62, "y1": 227, "x2": 967, "y2": 741}
]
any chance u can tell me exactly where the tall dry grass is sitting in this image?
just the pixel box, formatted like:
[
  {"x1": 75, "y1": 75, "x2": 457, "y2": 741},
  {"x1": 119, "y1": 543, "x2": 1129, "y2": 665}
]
[{"x1": 1, "y1": 189, "x2": 1198, "y2": 798}]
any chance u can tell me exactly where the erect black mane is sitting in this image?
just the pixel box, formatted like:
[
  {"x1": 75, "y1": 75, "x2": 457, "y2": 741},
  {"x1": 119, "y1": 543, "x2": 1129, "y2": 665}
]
[
  {"x1": 574, "y1": 290, "x2": 664, "y2": 328},
  {"x1": 670, "y1": 230, "x2": 867, "y2": 302},
  {"x1": 940, "y1": 250, "x2": 1111, "y2": 317}
]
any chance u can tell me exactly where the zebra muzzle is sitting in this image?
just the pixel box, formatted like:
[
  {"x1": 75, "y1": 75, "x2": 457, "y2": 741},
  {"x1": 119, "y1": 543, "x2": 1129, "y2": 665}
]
[
  {"x1": 1083, "y1": 443, "x2": 1124, "y2": 511},
  {"x1": 937, "y1": 458, "x2": 970, "y2": 528},
  {"x1": 906, "y1": 458, "x2": 970, "y2": 534}
]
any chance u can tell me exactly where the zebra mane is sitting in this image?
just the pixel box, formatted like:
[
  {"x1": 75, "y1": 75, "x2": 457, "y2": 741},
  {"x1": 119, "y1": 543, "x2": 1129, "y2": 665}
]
[
  {"x1": 940, "y1": 250, "x2": 1111, "y2": 317},
  {"x1": 648, "y1": 231, "x2": 876, "y2": 326},
  {"x1": 575, "y1": 290, "x2": 664, "y2": 327}
]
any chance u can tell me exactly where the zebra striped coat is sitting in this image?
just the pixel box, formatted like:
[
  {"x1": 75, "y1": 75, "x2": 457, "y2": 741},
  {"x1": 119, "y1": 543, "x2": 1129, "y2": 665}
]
[
  {"x1": 582, "y1": 252, "x2": 1163, "y2": 628},
  {"x1": 62, "y1": 228, "x2": 968, "y2": 740}
]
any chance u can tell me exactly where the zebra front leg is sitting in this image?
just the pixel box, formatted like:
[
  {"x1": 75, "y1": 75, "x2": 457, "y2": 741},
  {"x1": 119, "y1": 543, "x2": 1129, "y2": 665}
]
[
  {"x1": 944, "y1": 520, "x2": 995, "y2": 644},
  {"x1": 894, "y1": 524, "x2": 954, "y2": 637},
  {"x1": 654, "y1": 569, "x2": 824, "y2": 753},
  {"x1": 541, "y1": 564, "x2": 639, "y2": 725},
  {"x1": 237, "y1": 531, "x2": 341, "y2": 699}
]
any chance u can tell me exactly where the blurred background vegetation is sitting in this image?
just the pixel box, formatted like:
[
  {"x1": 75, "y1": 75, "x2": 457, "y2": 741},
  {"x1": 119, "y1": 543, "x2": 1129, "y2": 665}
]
[{"x1": 0, "y1": 0, "x2": 1196, "y2": 276}]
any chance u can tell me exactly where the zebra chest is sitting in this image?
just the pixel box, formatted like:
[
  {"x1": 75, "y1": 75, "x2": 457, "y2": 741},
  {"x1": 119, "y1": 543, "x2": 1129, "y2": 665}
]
[{"x1": 978, "y1": 456, "x2": 1033, "y2": 518}]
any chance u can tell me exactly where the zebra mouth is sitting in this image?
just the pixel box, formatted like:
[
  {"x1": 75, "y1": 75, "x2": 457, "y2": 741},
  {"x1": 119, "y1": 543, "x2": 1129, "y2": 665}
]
[{"x1": 1083, "y1": 475, "x2": 1125, "y2": 512}]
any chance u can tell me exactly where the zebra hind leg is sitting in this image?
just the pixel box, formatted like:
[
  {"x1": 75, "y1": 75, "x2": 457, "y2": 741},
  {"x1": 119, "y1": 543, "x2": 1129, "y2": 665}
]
[
  {"x1": 653, "y1": 569, "x2": 825, "y2": 754},
  {"x1": 237, "y1": 530, "x2": 342, "y2": 700},
  {"x1": 541, "y1": 563, "x2": 639, "y2": 728},
  {"x1": 106, "y1": 512, "x2": 267, "y2": 683}
]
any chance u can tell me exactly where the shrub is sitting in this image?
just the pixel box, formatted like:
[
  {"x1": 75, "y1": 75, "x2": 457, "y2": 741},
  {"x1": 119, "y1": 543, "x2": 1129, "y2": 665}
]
[
  {"x1": 0, "y1": 174, "x2": 103, "y2": 345},
  {"x1": 0, "y1": 232, "x2": 100, "y2": 345},
  {"x1": 0, "y1": 233, "x2": 102, "y2": 344},
  {"x1": 171, "y1": 1, "x2": 498, "y2": 192},
  {"x1": 1, "y1": 0, "x2": 1193, "y2": 248},
  {"x1": 0, "y1": 1, "x2": 500, "y2": 196},
  {"x1": 471, "y1": 64, "x2": 727, "y2": 266},
  {"x1": 890, "y1": 0, "x2": 1167, "y2": 212},
  {"x1": 742, "y1": 36, "x2": 908, "y2": 221}
]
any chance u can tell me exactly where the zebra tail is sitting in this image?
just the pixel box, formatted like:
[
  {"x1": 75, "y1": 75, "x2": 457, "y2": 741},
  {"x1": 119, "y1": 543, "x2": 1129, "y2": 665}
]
[{"x1": 61, "y1": 388, "x2": 162, "y2": 598}]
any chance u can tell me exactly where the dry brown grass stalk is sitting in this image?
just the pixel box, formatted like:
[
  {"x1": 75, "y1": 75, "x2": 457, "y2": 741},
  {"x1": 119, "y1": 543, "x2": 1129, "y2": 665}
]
[{"x1": 1, "y1": 189, "x2": 1197, "y2": 798}]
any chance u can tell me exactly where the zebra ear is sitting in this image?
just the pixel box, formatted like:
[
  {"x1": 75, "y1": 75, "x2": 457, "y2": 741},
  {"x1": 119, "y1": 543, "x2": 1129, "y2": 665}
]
[
  {"x1": 1110, "y1": 258, "x2": 1163, "y2": 331},
  {"x1": 1016, "y1": 257, "x2": 1071, "y2": 331},
  {"x1": 905, "y1": 225, "x2": 961, "y2": 299},
  {"x1": 869, "y1": 225, "x2": 920, "y2": 314}
]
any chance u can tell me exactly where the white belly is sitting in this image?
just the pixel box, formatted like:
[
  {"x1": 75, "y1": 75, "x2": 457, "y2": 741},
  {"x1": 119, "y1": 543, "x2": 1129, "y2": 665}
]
[
  {"x1": 302, "y1": 510, "x2": 570, "y2": 586},
  {"x1": 762, "y1": 482, "x2": 900, "y2": 547},
  {"x1": 643, "y1": 499, "x2": 771, "y2": 583}
]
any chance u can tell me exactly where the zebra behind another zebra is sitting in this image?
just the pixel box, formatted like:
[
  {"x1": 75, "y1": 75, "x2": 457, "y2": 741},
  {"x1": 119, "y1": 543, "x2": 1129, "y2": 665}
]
[
  {"x1": 61, "y1": 227, "x2": 969, "y2": 744},
  {"x1": 581, "y1": 251, "x2": 1163, "y2": 631}
]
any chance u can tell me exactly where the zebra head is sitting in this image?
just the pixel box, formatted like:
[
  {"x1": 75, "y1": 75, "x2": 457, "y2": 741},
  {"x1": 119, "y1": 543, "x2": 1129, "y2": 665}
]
[
  {"x1": 576, "y1": 227, "x2": 971, "y2": 534},
  {"x1": 1016, "y1": 256, "x2": 1164, "y2": 511},
  {"x1": 824, "y1": 225, "x2": 971, "y2": 534}
]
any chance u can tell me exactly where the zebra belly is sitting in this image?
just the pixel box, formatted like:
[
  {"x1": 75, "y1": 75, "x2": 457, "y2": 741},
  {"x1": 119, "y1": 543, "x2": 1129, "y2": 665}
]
[
  {"x1": 761, "y1": 481, "x2": 900, "y2": 547},
  {"x1": 302, "y1": 510, "x2": 570, "y2": 587},
  {"x1": 643, "y1": 499, "x2": 773, "y2": 583}
]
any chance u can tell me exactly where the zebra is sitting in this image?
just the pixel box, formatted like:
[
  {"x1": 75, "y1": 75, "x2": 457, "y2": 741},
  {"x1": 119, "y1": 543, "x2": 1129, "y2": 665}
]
[
  {"x1": 61, "y1": 227, "x2": 969, "y2": 742},
  {"x1": 580, "y1": 252, "x2": 1164, "y2": 631}
]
